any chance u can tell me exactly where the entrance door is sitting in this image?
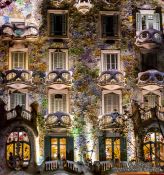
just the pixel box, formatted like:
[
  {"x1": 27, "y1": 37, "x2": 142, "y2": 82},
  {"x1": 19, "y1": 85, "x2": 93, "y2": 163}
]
[{"x1": 51, "y1": 138, "x2": 66, "y2": 160}]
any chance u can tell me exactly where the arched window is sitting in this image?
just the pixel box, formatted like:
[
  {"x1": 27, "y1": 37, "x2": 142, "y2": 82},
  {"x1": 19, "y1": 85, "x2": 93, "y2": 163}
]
[
  {"x1": 144, "y1": 130, "x2": 164, "y2": 166},
  {"x1": 6, "y1": 129, "x2": 30, "y2": 169}
]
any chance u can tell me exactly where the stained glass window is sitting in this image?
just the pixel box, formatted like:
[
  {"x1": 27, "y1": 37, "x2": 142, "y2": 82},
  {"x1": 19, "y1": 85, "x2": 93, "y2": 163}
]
[
  {"x1": 6, "y1": 130, "x2": 30, "y2": 169},
  {"x1": 144, "y1": 131, "x2": 164, "y2": 166}
]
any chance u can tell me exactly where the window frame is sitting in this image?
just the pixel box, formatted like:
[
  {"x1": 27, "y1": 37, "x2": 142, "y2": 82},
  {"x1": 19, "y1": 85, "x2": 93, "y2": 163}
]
[
  {"x1": 136, "y1": 9, "x2": 161, "y2": 33},
  {"x1": 142, "y1": 90, "x2": 161, "y2": 109},
  {"x1": 105, "y1": 137, "x2": 121, "y2": 161},
  {"x1": 47, "y1": 10, "x2": 69, "y2": 38},
  {"x1": 48, "y1": 89, "x2": 69, "y2": 114},
  {"x1": 49, "y1": 49, "x2": 68, "y2": 71},
  {"x1": 6, "y1": 130, "x2": 31, "y2": 168},
  {"x1": 50, "y1": 137, "x2": 66, "y2": 160},
  {"x1": 100, "y1": 11, "x2": 120, "y2": 39},
  {"x1": 101, "y1": 50, "x2": 121, "y2": 72},
  {"x1": 102, "y1": 90, "x2": 122, "y2": 114},
  {"x1": 9, "y1": 48, "x2": 28, "y2": 70}
]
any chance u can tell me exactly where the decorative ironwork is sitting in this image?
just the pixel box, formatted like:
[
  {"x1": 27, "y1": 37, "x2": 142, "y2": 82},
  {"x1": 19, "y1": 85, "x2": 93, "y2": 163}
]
[
  {"x1": 74, "y1": 0, "x2": 93, "y2": 14},
  {"x1": 135, "y1": 29, "x2": 163, "y2": 49},
  {"x1": 1, "y1": 23, "x2": 38, "y2": 38},
  {"x1": 46, "y1": 111, "x2": 71, "y2": 128}
]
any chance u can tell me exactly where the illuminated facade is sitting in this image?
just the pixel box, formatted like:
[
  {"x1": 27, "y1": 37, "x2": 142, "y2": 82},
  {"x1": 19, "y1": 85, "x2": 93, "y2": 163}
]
[{"x1": 0, "y1": 0, "x2": 163, "y2": 174}]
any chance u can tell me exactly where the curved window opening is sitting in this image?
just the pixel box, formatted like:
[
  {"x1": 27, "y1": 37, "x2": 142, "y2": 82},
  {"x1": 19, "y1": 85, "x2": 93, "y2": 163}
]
[
  {"x1": 144, "y1": 130, "x2": 164, "y2": 166},
  {"x1": 6, "y1": 130, "x2": 30, "y2": 170}
]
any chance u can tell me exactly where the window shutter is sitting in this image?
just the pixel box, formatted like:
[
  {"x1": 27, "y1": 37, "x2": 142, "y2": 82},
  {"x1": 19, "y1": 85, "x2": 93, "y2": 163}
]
[
  {"x1": 113, "y1": 15, "x2": 118, "y2": 36},
  {"x1": 99, "y1": 136, "x2": 106, "y2": 161},
  {"x1": 11, "y1": 52, "x2": 26, "y2": 69},
  {"x1": 113, "y1": 93, "x2": 119, "y2": 112},
  {"x1": 44, "y1": 136, "x2": 51, "y2": 161},
  {"x1": 22, "y1": 94, "x2": 26, "y2": 109},
  {"x1": 136, "y1": 13, "x2": 142, "y2": 31},
  {"x1": 50, "y1": 13, "x2": 55, "y2": 35},
  {"x1": 62, "y1": 14, "x2": 67, "y2": 36},
  {"x1": 154, "y1": 13, "x2": 160, "y2": 30},
  {"x1": 61, "y1": 52, "x2": 66, "y2": 69},
  {"x1": 10, "y1": 93, "x2": 15, "y2": 109},
  {"x1": 120, "y1": 137, "x2": 127, "y2": 161},
  {"x1": 102, "y1": 16, "x2": 107, "y2": 37},
  {"x1": 66, "y1": 137, "x2": 74, "y2": 161},
  {"x1": 63, "y1": 94, "x2": 66, "y2": 112},
  {"x1": 50, "y1": 94, "x2": 55, "y2": 113},
  {"x1": 104, "y1": 93, "x2": 119, "y2": 114},
  {"x1": 103, "y1": 54, "x2": 107, "y2": 71}
]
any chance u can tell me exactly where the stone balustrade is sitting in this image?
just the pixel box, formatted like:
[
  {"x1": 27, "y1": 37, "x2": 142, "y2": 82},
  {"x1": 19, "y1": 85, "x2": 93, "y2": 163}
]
[
  {"x1": 45, "y1": 160, "x2": 58, "y2": 171},
  {"x1": 46, "y1": 111, "x2": 71, "y2": 129}
]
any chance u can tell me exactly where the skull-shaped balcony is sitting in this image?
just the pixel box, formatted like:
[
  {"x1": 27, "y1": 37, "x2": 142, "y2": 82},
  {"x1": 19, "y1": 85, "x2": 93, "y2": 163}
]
[
  {"x1": 135, "y1": 29, "x2": 163, "y2": 50},
  {"x1": 45, "y1": 112, "x2": 71, "y2": 131},
  {"x1": 99, "y1": 112, "x2": 126, "y2": 130},
  {"x1": 0, "y1": 22, "x2": 39, "y2": 40},
  {"x1": 137, "y1": 70, "x2": 164, "y2": 91},
  {"x1": 141, "y1": 108, "x2": 164, "y2": 126},
  {"x1": 3, "y1": 69, "x2": 32, "y2": 90},
  {"x1": 98, "y1": 69, "x2": 125, "y2": 90},
  {"x1": 46, "y1": 68, "x2": 71, "y2": 90}
]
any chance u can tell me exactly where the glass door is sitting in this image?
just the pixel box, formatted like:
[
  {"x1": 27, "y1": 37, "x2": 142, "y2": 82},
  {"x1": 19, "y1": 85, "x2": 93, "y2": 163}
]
[{"x1": 51, "y1": 138, "x2": 66, "y2": 160}]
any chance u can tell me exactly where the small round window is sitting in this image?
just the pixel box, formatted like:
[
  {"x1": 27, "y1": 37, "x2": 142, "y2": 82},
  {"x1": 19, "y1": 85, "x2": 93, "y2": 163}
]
[{"x1": 6, "y1": 130, "x2": 30, "y2": 170}]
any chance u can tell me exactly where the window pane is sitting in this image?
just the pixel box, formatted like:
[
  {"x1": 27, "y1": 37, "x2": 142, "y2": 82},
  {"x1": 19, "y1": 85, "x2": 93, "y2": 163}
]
[
  {"x1": 6, "y1": 144, "x2": 14, "y2": 160},
  {"x1": 60, "y1": 145, "x2": 66, "y2": 160},
  {"x1": 23, "y1": 143, "x2": 30, "y2": 160},
  {"x1": 11, "y1": 52, "x2": 26, "y2": 69},
  {"x1": 51, "y1": 145, "x2": 58, "y2": 160},
  {"x1": 114, "y1": 139, "x2": 120, "y2": 159},
  {"x1": 105, "y1": 53, "x2": 118, "y2": 70},
  {"x1": 60, "y1": 138, "x2": 66, "y2": 145},
  {"x1": 51, "y1": 138, "x2": 58, "y2": 145}
]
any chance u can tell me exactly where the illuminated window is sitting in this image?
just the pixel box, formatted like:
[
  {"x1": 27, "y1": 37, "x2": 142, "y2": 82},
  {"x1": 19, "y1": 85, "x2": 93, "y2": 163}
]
[
  {"x1": 144, "y1": 130, "x2": 164, "y2": 166},
  {"x1": 51, "y1": 138, "x2": 66, "y2": 160},
  {"x1": 106, "y1": 138, "x2": 121, "y2": 161},
  {"x1": 6, "y1": 130, "x2": 30, "y2": 169}
]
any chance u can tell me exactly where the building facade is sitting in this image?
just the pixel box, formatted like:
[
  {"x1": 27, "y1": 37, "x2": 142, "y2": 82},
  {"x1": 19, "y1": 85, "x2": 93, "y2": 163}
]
[{"x1": 0, "y1": 0, "x2": 163, "y2": 174}]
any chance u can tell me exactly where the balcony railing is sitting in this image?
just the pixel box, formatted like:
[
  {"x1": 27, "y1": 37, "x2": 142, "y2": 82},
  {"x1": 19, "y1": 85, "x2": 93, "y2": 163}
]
[
  {"x1": 1, "y1": 22, "x2": 38, "y2": 39},
  {"x1": 98, "y1": 69, "x2": 125, "y2": 90},
  {"x1": 135, "y1": 28, "x2": 163, "y2": 50},
  {"x1": 46, "y1": 68, "x2": 71, "y2": 89},
  {"x1": 137, "y1": 70, "x2": 164, "y2": 91},
  {"x1": 45, "y1": 111, "x2": 71, "y2": 129}
]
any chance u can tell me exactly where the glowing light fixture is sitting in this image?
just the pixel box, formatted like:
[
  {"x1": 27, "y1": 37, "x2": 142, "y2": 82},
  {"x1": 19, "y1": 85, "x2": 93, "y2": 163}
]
[{"x1": 75, "y1": 0, "x2": 93, "y2": 14}]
